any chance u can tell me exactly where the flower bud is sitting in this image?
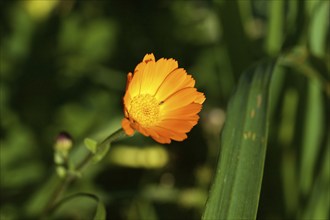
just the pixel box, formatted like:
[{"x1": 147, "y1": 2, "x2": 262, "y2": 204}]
[{"x1": 54, "y1": 132, "x2": 73, "y2": 153}]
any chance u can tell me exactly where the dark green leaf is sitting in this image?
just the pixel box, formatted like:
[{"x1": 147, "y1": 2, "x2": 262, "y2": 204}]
[{"x1": 203, "y1": 60, "x2": 276, "y2": 220}]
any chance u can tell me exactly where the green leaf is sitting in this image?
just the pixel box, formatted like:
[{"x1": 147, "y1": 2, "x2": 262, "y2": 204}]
[
  {"x1": 51, "y1": 192, "x2": 106, "y2": 220},
  {"x1": 300, "y1": 79, "x2": 324, "y2": 194},
  {"x1": 202, "y1": 60, "x2": 276, "y2": 220},
  {"x1": 84, "y1": 137, "x2": 111, "y2": 163},
  {"x1": 309, "y1": 0, "x2": 329, "y2": 58},
  {"x1": 93, "y1": 197, "x2": 107, "y2": 220},
  {"x1": 92, "y1": 144, "x2": 110, "y2": 163},
  {"x1": 84, "y1": 138, "x2": 98, "y2": 154},
  {"x1": 301, "y1": 139, "x2": 330, "y2": 220},
  {"x1": 265, "y1": 0, "x2": 284, "y2": 55}
]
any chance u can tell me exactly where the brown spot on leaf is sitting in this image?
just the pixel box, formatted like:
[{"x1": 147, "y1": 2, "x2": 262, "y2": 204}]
[
  {"x1": 250, "y1": 109, "x2": 256, "y2": 118},
  {"x1": 257, "y1": 94, "x2": 262, "y2": 108}
]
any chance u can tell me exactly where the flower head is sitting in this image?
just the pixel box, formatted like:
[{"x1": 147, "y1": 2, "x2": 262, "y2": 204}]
[{"x1": 122, "y1": 53, "x2": 205, "y2": 144}]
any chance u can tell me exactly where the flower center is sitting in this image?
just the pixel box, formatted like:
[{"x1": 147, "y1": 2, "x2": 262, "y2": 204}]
[{"x1": 130, "y1": 94, "x2": 160, "y2": 127}]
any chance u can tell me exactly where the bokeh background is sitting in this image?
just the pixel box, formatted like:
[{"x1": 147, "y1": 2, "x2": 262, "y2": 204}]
[{"x1": 0, "y1": 0, "x2": 329, "y2": 220}]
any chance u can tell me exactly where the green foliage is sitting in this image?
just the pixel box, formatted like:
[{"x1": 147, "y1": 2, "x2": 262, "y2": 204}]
[
  {"x1": 203, "y1": 60, "x2": 275, "y2": 219},
  {"x1": 50, "y1": 193, "x2": 106, "y2": 220},
  {"x1": 84, "y1": 138, "x2": 98, "y2": 154},
  {"x1": 92, "y1": 144, "x2": 110, "y2": 164},
  {"x1": 93, "y1": 197, "x2": 107, "y2": 220},
  {"x1": 1, "y1": 1, "x2": 329, "y2": 220}
]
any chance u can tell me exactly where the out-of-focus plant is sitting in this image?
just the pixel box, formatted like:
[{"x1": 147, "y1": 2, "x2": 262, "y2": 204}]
[{"x1": 1, "y1": 0, "x2": 329, "y2": 220}]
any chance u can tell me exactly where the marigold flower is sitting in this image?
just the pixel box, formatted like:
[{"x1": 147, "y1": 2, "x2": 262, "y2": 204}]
[{"x1": 122, "y1": 53, "x2": 205, "y2": 144}]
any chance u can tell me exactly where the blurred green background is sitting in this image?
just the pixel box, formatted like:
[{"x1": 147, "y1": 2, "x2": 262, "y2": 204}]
[{"x1": 0, "y1": 0, "x2": 329, "y2": 220}]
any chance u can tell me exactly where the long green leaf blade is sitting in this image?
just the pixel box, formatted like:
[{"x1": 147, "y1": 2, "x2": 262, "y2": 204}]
[{"x1": 203, "y1": 60, "x2": 276, "y2": 220}]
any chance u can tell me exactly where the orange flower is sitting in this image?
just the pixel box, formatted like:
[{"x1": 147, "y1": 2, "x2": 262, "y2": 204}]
[{"x1": 122, "y1": 53, "x2": 205, "y2": 144}]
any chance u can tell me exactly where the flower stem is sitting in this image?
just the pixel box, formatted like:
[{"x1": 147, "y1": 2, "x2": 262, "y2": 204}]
[{"x1": 42, "y1": 128, "x2": 126, "y2": 217}]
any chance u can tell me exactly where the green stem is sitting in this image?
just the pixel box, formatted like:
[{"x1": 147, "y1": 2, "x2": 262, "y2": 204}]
[
  {"x1": 42, "y1": 128, "x2": 126, "y2": 217},
  {"x1": 279, "y1": 49, "x2": 330, "y2": 97}
]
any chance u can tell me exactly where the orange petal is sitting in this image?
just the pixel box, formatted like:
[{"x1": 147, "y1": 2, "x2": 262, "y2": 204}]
[
  {"x1": 122, "y1": 118, "x2": 135, "y2": 136},
  {"x1": 170, "y1": 132, "x2": 187, "y2": 141},
  {"x1": 152, "y1": 126, "x2": 177, "y2": 137},
  {"x1": 195, "y1": 92, "x2": 206, "y2": 104},
  {"x1": 123, "y1": 93, "x2": 131, "y2": 113},
  {"x1": 155, "y1": 68, "x2": 188, "y2": 101},
  {"x1": 143, "y1": 53, "x2": 155, "y2": 63},
  {"x1": 152, "y1": 126, "x2": 188, "y2": 141},
  {"x1": 133, "y1": 53, "x2": 156, "y2": 74},
  {"x1": 181, "y1": 74, "x2": 195, "y2": 88},
  {"x1": 134, "y1": 60, "x2": 147, "y2": 73},
  {"x1": 125, "y1": 72, "x2": 133, "y2": 90},
  {"x1": 127, "y1": 55, "x2": 156, "y2": 98},
  {"x1": 161, "y1": 88, "x2": 200, "y2": 112},
  {"x1": 158, "y1": 119, "x2": 197, "y2": 133},
  {"x1": 132, "y1": 123, "x2": 148, "y2": 137},
  {"x1": 123, "y1": 73, "x2": 133, "y2": 110},
  {"x1": 141, "y1": 126, "x2": 160, "y2": 138},
  {"x1": 140, "y1": 58, "x2": 178, "y2": 95},
  {"x1": 151, "y1": 135, "x2": 171, "y2": 144},
  {"x1": 128, "y1": 70, "x2": 142, "y2": 98},
  {"x1": 164, "y1": 114, "x2": 200, "y2": 121},
  {"x1": 161, "y1": 103, "x2": 202, "y2": 119}
]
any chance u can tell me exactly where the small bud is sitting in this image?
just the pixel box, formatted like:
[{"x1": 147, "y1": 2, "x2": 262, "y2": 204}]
[
  {"x1": 54, "y1": 152, "x2": 65, "y2": 165},
  {"x1": 56, "y1": 166, "x2": 67, "y2": 178},
  {"x1": 54, "y1": 132, "x2": 73, "y2": 153}
]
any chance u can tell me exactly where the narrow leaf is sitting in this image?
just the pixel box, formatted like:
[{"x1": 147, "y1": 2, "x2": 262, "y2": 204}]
[
  {"x1": 300, "y1": 79, "x2": 324, "y2": 194},
  {"x1": 84, "y1": 138, "x2": 98, "y2": 154},
  {"x1": 203, "y1": 60, "x2": 276, "y2": 220},
  {"x1": 309, "y1": 1, "x2": 329, "y2": 58},
  {"x1": 93, "y1": 198, "x2": 107, "y2": 220},
  {"x1": 92, "y1": 144, "x2": 110, "y2": 163}
]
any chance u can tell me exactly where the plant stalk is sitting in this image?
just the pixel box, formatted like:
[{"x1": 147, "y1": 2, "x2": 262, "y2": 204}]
[{"x1": 42, "y1": 128, "x2": 126, "y2": 217}]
